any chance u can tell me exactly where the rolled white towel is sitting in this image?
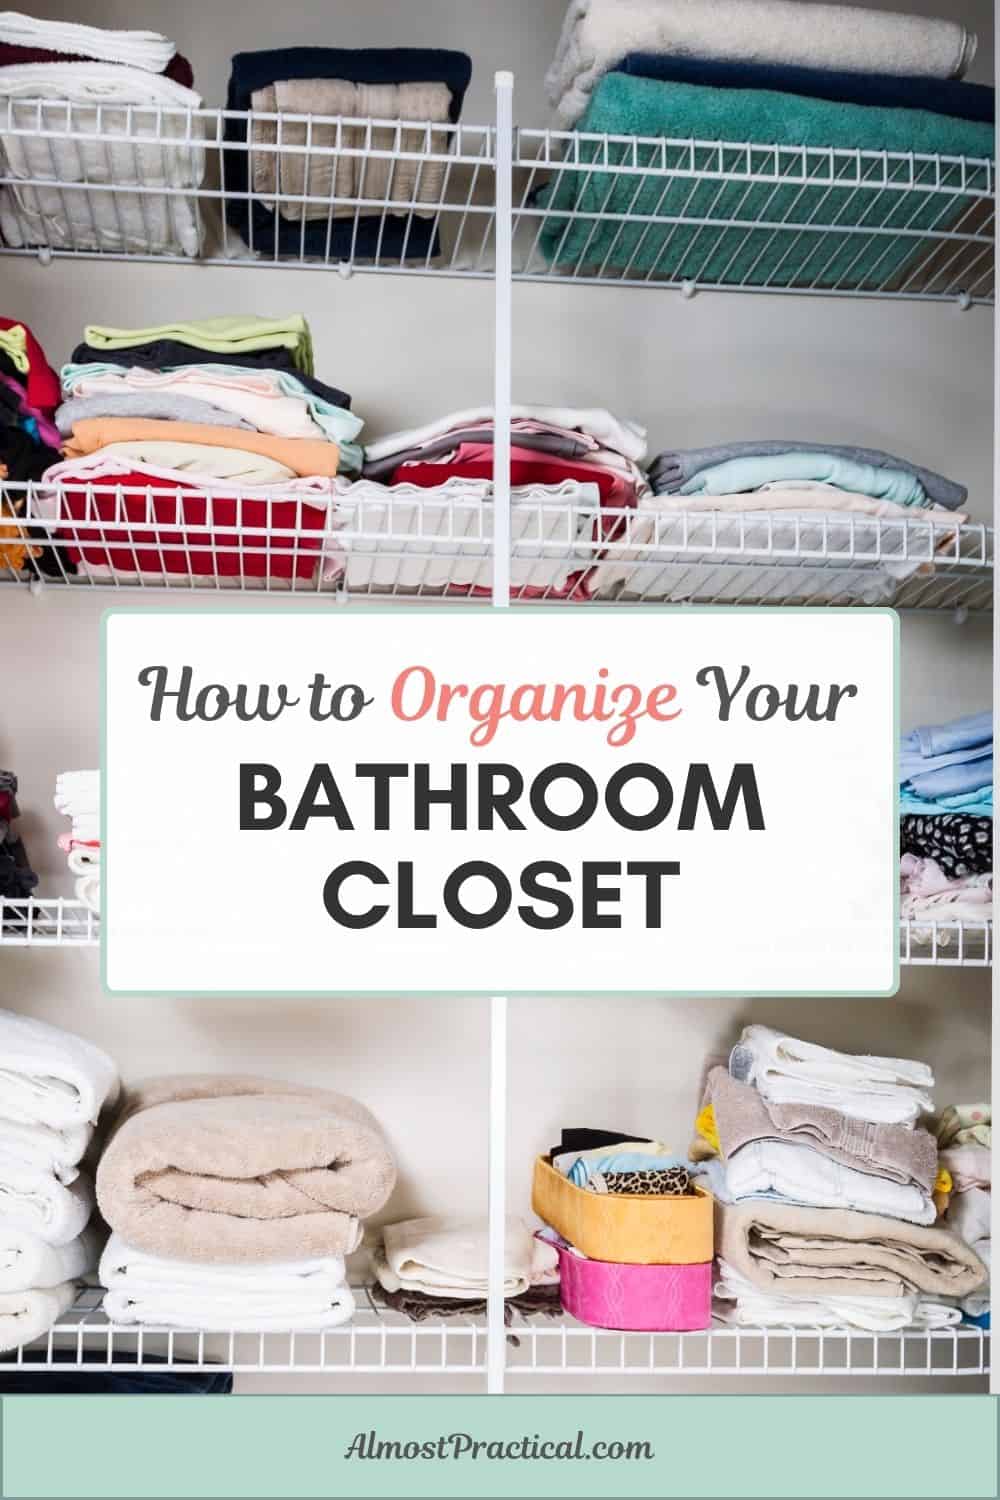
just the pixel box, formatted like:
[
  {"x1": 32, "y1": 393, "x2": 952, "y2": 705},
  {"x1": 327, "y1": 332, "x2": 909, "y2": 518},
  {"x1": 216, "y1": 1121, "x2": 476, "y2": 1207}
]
[
  {"x1": 0, "y1": 1009, "x2": 119, "y2": 1129},
  {"x1": 0, "y1": 1119, "x2": 93, "y2": 1182},
  {"x1": 0, "y1": 1223, "x2": 101, "y2": 1292},
  {"x1": 100, "y1": 1234, "x2": 355, "y2": 1331},
  {"x1": 0, "y1": 1170, "x2": 94, "y2": 1247},
  {"x1": 0, "y1": 1281, "x2": 77, "y2": 1353}
]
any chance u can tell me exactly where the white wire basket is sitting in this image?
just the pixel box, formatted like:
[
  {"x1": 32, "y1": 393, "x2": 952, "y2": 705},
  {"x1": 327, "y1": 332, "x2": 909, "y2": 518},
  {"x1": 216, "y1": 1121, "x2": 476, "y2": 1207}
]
[
  {"x1": 0, "y1": 101, "x2": 992, "y2": 300},
  {"x1": 2, "y1": 484, "x2": 993, "y2": 611},
  {"x1": 1, "y1": 1286, "x2": 988, "y2": 1379}
]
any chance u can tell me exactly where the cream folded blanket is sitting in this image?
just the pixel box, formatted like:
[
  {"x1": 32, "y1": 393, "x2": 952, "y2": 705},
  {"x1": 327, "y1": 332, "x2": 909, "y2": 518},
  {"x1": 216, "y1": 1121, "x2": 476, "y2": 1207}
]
[
  {"x1": 0, "y1": 1169, "x2": 94, "y2": 1247},
  {"x1": 0, "y1": 1009, "x2": 119, "y2": 1132},
  {"x1": 730, "y1": 1024, "x2": 933, "y2": 1126},
  {"x1": 96, "y1": 1075, "x2": 395, "y2": 1264},
  {"x1": 100, "y1": 1233, "x2": 355, "y2": 1331},
  {"x1": 546, "y1": 0, "x2": 977, "y2": 126},
  {"x1": 375, "y1": 1216, "x2": 560, "y2": 1300},
  {"x1": 251, "y1": 79, "x2": 453, "y2": 222},
  {"x1": 0, "y1": 1223, "x2": 100, "y2": 1292},
  {"x1": 714, "y1": 1262, "x2": 961, "y2": 1333},
  {"x1": 717, "y1": 1199, "x2": 986, "y2": 1300},
  {"x1": 0, "y1": 1281, "x2": 76, "y2": 1354}
]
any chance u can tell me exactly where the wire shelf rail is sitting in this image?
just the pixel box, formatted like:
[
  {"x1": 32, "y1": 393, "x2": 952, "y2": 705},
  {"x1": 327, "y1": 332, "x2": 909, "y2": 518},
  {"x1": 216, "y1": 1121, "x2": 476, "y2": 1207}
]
[
  {"x1": 0, "y1": 100, "x2": 992, "y2": 301},
  {"x1": 2, "y1": 485, "x2": 993, "y2": 612},
  {"x1": 1, "y1": 1288, "x2": 988, "y2": 1378}
]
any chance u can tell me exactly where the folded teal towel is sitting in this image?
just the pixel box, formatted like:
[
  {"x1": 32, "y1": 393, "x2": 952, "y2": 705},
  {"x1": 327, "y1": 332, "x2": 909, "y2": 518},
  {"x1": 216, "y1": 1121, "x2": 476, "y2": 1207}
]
[
  {"x1": 539, "y1": 74, "x2": 994, "y2": 289},
  {"x1": 680, "y1": 453, "x2": 929, "y2": 508}
]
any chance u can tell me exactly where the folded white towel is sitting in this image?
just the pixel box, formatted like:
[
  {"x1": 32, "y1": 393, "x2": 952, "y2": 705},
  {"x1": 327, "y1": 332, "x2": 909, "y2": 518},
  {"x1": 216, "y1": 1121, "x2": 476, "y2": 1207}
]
[
  {"x1": 726, "y1": 1139, "x2": 936, "y2": 1226},
  {"x1": 364, "y1": 405, "x2": 648, "y2": 465},
  {"x1": 100, "y1": 1235, "x2": 355, "y2": 1331},
  {"x1": 714, "y1": 1262, "x2": 961, "y2": 1333},
  {"x1": 0, "y1": 1119, "x2": 93, "y2": 1182},
  {"x1": 730, "y1": 1025, "x2": 933, "y2": 1126},
  {"x1": 0, "y1": 1281, "x2": 77, "y2": 1354},
  {"x1": 0, "y1": 1169, "x2": 94, "y2": 1247},
  {"x1": 54, "y1": 771, "x2": 99, "y2": 818},
  {"x1": 0, "y1": 1009, "x2": 119, "y2": 1131},
  {"x1": 375, "y1": 1215, "x2": 560, "y2": 1300},
  {"x1": 0, "y1": 1223, "x2": 100, "y2": 1292},
  {"x1": 546, "y1": 0, "x2": 977, "y2": 126},
  {"x1": 0, "y1": 12, "x2": 177, "y2": 73}
]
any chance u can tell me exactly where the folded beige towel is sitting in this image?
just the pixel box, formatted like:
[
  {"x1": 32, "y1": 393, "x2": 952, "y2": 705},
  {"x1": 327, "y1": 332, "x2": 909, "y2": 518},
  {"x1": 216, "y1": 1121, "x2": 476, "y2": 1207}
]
[
  {"x1": 717, "y1": 1199, "x2": 986, "y2": 1300},
  {"x1": 96, "y1": 1075, "x2": 396, "y2": 1263},
  {"x1": 251, "y1": 79, "x2": 453, "y2": 221}
]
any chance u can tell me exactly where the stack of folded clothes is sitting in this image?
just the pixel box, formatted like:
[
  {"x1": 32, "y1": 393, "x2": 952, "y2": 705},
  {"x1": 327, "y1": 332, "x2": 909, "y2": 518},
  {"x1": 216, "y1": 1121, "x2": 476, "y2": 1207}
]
[
  {"x1": 0, "y1": 1010, "x2": 118, "y2": 1353},
  {"x1": 54, "y1": 770, "x2": 99, "y2": 916},
  {"x1": 0, "y1": 11, "x2": 204, "y2": 256},
  {"x1": 900, "y1": 711, "x2": 992, "y2": 932},
  {"x1": 359, "y1": 404, "x2": 649, "y2": 598},
  {"x1": 37, "y1": 314, "x2": 363, "y2": 586},
  {"x1": 0, "y1": 315, "x2": 61, "y2": 575},
  {"x1": 0, "y1": 771, "x2": 36, "y2": 917},
  {"x1": 540, "y1": 0, "x2": 992, "y2": 290},
  {"x1": 96, "y1": 1076, "x2": 395, "y2": 1331},
  {"x1": 530, "y1": 1128, "x2": 714, "y2": 1331},
  {"x1": 935, "y1": 1104, "x2": 991, "y2": 1329},
  {"x1": 697, "y1": 1026, "x2": 987, "y2": 1330},
  {"x1": 371, "y1": 1216, "x2": 561, "y2": 1324},
  {"x1": 599, "y1": 438, "x2": 969, "y2": 604},
  {"x1": 224, "y1": 48, "x2": 472, "y2": 263}
]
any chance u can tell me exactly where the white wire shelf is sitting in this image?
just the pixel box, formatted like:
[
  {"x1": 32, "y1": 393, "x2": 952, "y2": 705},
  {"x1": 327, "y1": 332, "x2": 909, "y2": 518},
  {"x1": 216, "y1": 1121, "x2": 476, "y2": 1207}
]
[
  {"x1": 0, "y1": 101, "x2": 992, "y2": 302},
  {"x1": 1, "y1": 1287, "x2": 987, "y2": 1378},
  {"x1": 1, "y1": 900, "x2": 991, "y2": 967},
  {"x1": 2, "y1": 486, "x2": 993, "y2": 612}
]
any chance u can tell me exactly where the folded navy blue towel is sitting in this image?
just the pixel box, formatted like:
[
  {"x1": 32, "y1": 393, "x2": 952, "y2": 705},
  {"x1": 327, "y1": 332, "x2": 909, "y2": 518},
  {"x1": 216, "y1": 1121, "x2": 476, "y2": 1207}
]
[
  {"x1": 224, "y1": 48, "x2": 473, "y2": 263},
  {"x1": 616, "y1": 53, "x2": 995, "y2": 125}
]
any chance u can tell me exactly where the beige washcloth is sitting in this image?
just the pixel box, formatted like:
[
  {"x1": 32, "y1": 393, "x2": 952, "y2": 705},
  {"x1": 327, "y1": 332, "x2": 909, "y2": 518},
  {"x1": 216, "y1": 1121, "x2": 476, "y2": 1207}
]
[
  {"x1": 717, "y1": 1199, "x2": 987, "y2": 1301},
  {"x1": 251, "y1": 79, "x2": 453, "y2": 221},
  {"x1": 96, "y1": 1075, "x2": 396, "y2": 1264}
]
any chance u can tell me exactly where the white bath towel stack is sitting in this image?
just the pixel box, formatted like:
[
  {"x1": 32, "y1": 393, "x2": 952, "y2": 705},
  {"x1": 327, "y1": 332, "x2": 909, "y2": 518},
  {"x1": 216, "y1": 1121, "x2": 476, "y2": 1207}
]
[
  {"x1": 54, "y1": 770, "x2": 100, "y2": 914},
  {"x1": 0, "y1": 1010, "x2": 119, "y2": 1352}
]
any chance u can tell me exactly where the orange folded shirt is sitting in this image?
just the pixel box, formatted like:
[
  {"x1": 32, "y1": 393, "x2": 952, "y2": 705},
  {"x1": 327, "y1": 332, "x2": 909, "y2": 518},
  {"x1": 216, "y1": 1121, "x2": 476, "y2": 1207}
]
[{"x1": 63, "y1": 419, "x2": 340, "y2": 478}]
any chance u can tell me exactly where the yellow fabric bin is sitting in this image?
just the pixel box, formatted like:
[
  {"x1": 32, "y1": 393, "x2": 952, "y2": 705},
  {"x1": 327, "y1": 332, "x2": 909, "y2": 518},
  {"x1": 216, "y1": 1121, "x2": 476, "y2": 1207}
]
[{"x1": 531, "y1": 1155, "x2": 714, "y2": 1265}]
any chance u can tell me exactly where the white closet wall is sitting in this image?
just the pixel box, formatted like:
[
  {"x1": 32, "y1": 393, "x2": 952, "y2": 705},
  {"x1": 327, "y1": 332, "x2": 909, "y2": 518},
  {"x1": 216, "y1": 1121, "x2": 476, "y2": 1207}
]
[{"x1": 0, "y1": 0, "x2": 993, "y2": 1392}]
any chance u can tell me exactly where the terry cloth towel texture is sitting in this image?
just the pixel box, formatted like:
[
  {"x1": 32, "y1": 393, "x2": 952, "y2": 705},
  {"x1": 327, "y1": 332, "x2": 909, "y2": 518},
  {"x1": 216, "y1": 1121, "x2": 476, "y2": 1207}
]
[
  {"x1": 0, "y1": 1281, "x2": 76, "y2": 1354},
  {"x1": 374, "y1": 1216, "x2": 560, "y2": 1300},
  {"x1": 0, "y1": 1224, "x2": 99, "y2": 1292},
  {"x1": 616, "y1": 54, "x2": 994, "y2": 125},
  {"x1": 0, "y1": 1166, "x2": 93, "y2": 1246},
  {"x1": 372, "y1": 1281, "x2": 563, "y2": 1325},
  {"x1": 96, "y1": 1075, "x2": 396, "y2": 1263},
  {"x1": 713, "y1": 1262, "x2": 960, "y2": 1333},
  {"x1": 99, "y1": 1235, "x2": 356, "y2": 1332},
  {"x1": 537, "y1": 74, "x2": 992, "y2": 289},
  {"x1": 224, "y1": 49, "x2": 472, "y2": 262},
  {"x1": 0, "y1": 1009, "x2": 119, "y2": 1131},
  {"x1": 0, "y1": 63, "x2": 204, "y2": 257},
  {"x1": 716, "y1": 1199, "x2": 986, "y2": 1299},
  {"x1": 545, "y1": 0, "x2": 977, "y2": 127},
  {"x1": 704, "y1": 1067, "x2": 938, "y2": 1194},
  {"x1": 729, "y1": 1025, "x2": 933, "y2": 1125}
]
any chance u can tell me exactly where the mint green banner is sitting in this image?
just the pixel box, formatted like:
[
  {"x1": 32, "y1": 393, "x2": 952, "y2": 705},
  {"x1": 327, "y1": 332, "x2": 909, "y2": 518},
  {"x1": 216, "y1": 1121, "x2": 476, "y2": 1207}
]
[{"x1": 2, "y1": 1394, "x2": 996, "y2": 1499}]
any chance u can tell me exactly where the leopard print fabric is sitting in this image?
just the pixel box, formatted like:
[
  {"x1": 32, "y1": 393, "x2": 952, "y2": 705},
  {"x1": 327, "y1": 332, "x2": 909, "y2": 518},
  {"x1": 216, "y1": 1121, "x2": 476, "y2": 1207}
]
[{"x1": 589, "y1": 1166, "x2": 693, "y2": 1196}]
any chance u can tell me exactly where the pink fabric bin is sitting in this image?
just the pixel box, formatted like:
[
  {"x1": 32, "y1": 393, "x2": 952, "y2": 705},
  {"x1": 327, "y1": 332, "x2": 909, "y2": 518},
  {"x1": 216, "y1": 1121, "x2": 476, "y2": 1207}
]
[{"x1": 551, "y1": 1238, "x2": 712, "y2": 1332}]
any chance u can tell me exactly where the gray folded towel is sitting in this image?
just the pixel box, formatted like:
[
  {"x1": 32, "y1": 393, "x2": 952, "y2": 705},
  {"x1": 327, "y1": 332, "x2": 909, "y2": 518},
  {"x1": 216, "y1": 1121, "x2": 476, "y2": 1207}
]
[{"x1": 56, "y1": 393, "x2": 256, "y2": 438}]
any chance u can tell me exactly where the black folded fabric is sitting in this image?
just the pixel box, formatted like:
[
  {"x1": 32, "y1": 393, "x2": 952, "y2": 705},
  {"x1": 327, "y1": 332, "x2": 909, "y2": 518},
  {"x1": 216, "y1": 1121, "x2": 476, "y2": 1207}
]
[
  {"x1": 900, "y1": 813, "x2": 993, "y2": 878},
  {"x1": 69, "y1": 341, "x2": 352, "y2": 410},
  {"x1": 616, "y1": 54, "x2": 996, "y2": 124},
  {"x1": 224, "y1": 47, "x2": 472, "y2": 263},
  {"x1": 0, "y1": 350, "x2": 25, "y2": 388},
  {"x1": 555, "y1": 1128, "x2": 644, "y2": 1155}
]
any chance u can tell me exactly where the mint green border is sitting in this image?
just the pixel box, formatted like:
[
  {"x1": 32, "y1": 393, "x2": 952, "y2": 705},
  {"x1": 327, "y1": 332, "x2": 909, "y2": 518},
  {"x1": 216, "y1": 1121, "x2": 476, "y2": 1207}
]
[{"x1": 99, "y1": 604, "x2": 900, "y2": 1000}]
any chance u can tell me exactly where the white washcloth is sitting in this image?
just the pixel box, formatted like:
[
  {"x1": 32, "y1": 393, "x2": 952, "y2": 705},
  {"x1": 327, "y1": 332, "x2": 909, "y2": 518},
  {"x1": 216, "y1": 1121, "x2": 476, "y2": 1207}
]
[
  {"x1": 546, "y1": 0, "x2": 977, "y2": 126},
  {"x1": 100, "y1": 1235, "x2": 355, "y2": 1331},
  {"x1": 726, "y1": 1139, "x2": 936, "y2": 1226},
  {"x1": 0, "y1": 12, "x2": 177, "y2": 73},
  {"x1": 947, "y1": 1186, "x2": 991, "y2": 1247},
  {"x1": 0, "y1": 1170, "x2": 93, "y2": 1247},
  {"x1": 364, "y1": 405, "x2": 648, "y2": 465},
  {"x1": 730, "y1": 1025, "x2": 933, "y2": 1125},
  {"x1": 0, "y1": 1281, "x2": 76, "y2": 1353},
  {"x1": 375, "y1": 1216, "x2": 560, "y2": 1300},
  {"x1": 714, "y1": 1262, "x2": 961, "y2": 1333},
  {"x1": 0, "y1": 1119, "x2": 93, "y2": 1182},
  {"x1": 0, "y1": 1009, "x2": 119, "y2": 1130},
  {"x1": 0, "y1": 1223, "x2": 100, "y2": 1292},
  {"x1": 0, "y1": 63, "x2": 204, "y2": 257}
]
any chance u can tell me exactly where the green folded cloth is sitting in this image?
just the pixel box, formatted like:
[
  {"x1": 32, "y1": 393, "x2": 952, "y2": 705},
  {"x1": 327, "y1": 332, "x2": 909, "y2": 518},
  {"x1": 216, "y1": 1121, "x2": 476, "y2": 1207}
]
[
  {"x1": 82, "y1": 315, "x2": 314, "y2": 375},
  {"x1": 539, "y1": 74, "x2": 994, "y2": 290}
]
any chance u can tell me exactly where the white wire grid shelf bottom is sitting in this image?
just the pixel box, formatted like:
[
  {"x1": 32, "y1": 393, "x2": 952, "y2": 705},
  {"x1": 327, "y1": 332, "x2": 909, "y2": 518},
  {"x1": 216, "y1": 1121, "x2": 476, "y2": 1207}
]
[
  {"x1": 0, "y1": 899, "x2": 992, "y2": 967},
  {"x1": 2, "y1": 1289, "x2": 988, "y2": 1378}
]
